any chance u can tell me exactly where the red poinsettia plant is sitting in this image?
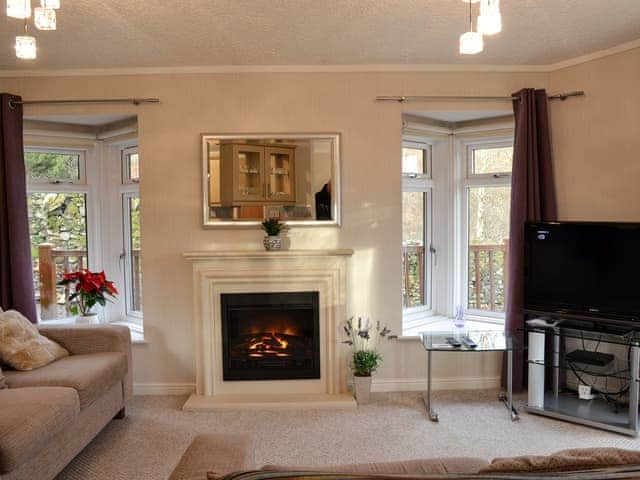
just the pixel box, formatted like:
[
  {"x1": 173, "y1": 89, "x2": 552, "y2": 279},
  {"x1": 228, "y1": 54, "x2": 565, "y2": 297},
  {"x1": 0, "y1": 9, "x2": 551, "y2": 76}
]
[{"x1": 58, "y1": 270, "x2": 118, "y2": 316}]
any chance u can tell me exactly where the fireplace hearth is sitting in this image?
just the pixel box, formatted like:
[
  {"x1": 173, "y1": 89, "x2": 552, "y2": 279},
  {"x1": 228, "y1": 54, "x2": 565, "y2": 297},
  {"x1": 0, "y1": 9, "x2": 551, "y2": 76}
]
[{"x1": 221, "y1": 291, "x2": 320, "y2": 381}]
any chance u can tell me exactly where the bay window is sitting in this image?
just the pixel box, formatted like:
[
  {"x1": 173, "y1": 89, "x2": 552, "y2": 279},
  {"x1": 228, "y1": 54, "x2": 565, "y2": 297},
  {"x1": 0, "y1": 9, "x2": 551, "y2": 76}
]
[{"x1": 401, "y1": 122, "x2": 514, "y2": 334}]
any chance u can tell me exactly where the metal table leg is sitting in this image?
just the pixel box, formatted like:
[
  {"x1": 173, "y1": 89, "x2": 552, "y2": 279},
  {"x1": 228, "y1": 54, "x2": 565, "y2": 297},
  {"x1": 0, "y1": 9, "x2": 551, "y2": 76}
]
[
  {"x1": 629, "y1": 343, "x2": 639, "y2": 433},
  {"x1": 499, "y1": 348, "x2": 519, "y2": 421},
  {"x1": 423, "y1": 350, "x2": 438, "y2": 421}
]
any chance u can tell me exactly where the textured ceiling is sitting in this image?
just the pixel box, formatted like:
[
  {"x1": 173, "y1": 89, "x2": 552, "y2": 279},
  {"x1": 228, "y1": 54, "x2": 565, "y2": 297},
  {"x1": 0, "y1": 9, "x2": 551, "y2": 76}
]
[{"x1": 1, "y1": 0, "x2": 639, "y2": 71}]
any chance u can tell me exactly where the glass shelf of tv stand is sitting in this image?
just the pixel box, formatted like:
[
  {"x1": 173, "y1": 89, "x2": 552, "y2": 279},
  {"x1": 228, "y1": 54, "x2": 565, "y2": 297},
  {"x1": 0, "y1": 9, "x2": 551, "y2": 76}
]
[{"x1": 525, "y1": 321, "x2": 640, "y2": 436}]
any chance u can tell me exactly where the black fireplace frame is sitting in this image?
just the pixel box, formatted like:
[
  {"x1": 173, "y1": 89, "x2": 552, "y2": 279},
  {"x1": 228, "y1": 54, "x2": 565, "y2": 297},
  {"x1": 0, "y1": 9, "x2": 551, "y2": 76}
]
[{"x1": 221, "y1": 291, "x2": 320, "y2": 381}]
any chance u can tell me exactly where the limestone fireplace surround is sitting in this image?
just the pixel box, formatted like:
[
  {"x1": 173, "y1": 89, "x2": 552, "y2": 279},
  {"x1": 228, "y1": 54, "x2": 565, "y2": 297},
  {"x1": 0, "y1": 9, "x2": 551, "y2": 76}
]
[{"x1": 182, "y1": 249, "x2": 356, "y2": 410}]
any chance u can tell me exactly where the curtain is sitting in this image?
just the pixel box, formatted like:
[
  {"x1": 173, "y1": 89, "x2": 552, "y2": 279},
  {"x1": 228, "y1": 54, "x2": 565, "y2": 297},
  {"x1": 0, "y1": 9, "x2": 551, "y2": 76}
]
[
  {"x1": 505, "y1": 88, "x2": 558, "y2": 391},
  {"x1": 0, "y1": 93, "x2": 37, "y2": 323}
]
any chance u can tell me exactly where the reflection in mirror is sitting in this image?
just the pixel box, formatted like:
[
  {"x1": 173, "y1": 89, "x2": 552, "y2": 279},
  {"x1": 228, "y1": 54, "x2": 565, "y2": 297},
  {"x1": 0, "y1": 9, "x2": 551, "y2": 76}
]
[{"x1": 202, "y1": 134, "x2": 340, "y2": 227}]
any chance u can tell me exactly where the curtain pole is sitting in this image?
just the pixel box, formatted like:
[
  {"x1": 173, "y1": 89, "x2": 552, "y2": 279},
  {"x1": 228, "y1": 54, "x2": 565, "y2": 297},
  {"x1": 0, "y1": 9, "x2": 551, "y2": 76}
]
[{"x1": 375, "y1": 91, "x2": 584, "y2": 103}]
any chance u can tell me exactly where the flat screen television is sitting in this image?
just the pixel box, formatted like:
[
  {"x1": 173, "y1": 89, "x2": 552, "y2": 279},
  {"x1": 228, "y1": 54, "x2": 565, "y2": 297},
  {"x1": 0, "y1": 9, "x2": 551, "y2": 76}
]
[{"x1": 524, "y1": 221, "x2": 640, "y2": 323}]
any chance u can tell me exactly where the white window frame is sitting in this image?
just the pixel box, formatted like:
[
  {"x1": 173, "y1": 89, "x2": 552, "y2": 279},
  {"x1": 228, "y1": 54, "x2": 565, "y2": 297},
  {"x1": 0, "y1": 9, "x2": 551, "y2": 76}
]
[
  {"x1": 122, "y1": 192, "x2": 142, "y2": 320},
  {"x1": 119, "y1": 145, "x2": 143, "y2": 326},
  {"x1": 24, "y1": 146, "x2": 102, "y2": 323},
  {"x1": 458, "y1": 137, "x2": 513, "y2": 322},
  {"x1": 402, "y1": 139, "x2": 435, "y2": 321},
  {"x1": 121, "y1": 145, "x2": 140, "y2": 185}
]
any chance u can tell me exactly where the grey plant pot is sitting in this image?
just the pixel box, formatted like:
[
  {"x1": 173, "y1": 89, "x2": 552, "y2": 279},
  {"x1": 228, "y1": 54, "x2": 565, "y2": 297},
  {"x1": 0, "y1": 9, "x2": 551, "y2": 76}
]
[
  {"x1": 263, "y1": 235, "x2": 282, "y2": 251},
  {"x1": 353, "y1": 375, "x2": 372, "y2": 405}
]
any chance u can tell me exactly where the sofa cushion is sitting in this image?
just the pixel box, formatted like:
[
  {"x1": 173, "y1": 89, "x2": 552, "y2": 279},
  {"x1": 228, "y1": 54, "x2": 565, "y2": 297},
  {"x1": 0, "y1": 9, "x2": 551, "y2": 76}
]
[
  {"x1": 0, "y1": 310, "x2": 69, "y2": 370},
  {"x1": 4, "y1": 352, "x2": 127, "y2": 409},
  {"x1": 0, "y1": 386, "x2": 80, "y2": 474},
  {"x1": 479, "y1": 447, "x2": 640, "y2": 474},
  {"x1": 0, "y1": 366, "x2": 5, "y2": 389},
  {"x1": 263, "y1": 457, "x2": 489, "y2": 476}
]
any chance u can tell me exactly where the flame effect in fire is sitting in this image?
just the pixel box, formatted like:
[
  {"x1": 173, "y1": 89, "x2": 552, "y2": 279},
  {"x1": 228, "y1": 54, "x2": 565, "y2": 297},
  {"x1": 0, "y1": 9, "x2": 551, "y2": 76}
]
[{"x1": 247, "y1": 333, "x2": 291, "y2": 357}]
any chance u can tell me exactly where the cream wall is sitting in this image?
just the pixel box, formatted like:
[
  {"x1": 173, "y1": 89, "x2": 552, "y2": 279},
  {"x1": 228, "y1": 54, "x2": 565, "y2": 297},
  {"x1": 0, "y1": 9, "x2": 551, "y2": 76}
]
[
  {"x1": 2, "y1": 59, "x2": 630, "y2": 392},
  {"x1": 548, "y1": 47, "x2": 640, "y2": 221}
]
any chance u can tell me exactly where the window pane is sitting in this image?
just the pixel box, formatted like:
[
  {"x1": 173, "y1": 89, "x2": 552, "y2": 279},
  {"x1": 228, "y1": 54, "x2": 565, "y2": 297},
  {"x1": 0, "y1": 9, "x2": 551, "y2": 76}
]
[
  {"x1": 124, "y1": 151, "x2": 140, "y2": 183},
  {"x1": 467, "y1": 186, "x2": 510, "y2": 312},
  {"x1": 403, "y1": 192, "x2": 426, "y2": 308},
  {"x1": 126, "y1": 196, "x2": 143, "y2": 313},
  {"x1": 25, "y1": 151, "x2": 80, "y2": 182},
  {"x1": 402, "y1": 147, "x2": 424, "y2": 175},
  {"x1": 28, "y1": 192, "x2": 88, "y2": 320},
  {"x1": 472, "y1": 146, "x2": 513, "y2": 175}
]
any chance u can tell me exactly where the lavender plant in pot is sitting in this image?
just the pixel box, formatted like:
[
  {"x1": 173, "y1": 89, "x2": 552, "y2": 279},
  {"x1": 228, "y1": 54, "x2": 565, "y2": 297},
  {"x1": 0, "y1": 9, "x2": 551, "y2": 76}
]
[
  {"x1": 261, "y1": 217, "x2": 286, "y2": 251},
  {"x1": 343, "y1": 317, "x2": 391, "y2": 405}
]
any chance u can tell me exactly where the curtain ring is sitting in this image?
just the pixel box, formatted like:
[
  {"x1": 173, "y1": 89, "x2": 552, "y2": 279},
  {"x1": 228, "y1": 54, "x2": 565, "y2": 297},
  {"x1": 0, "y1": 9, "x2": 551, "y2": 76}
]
[{"x1": 8, "y1": 100, "x2": 17, "y2": 109}]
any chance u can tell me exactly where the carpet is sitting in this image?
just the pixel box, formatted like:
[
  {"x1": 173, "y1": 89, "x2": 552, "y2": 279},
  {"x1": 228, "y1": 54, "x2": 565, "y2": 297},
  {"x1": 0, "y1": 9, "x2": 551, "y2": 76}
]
[{"x1": 56, "y1": 390, "x2": 640, "y2": 480}]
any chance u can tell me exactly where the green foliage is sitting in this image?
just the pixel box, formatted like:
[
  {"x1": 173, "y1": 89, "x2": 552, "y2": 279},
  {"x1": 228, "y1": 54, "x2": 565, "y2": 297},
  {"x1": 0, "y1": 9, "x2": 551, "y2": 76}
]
[
  {"x1": 351, "y1": 350, "x2": 382, "y2": 377},
  {"x1": 261, "y1": 217, "x2": 285, "y2": 236},
  {"x1": 25, "y1": 152, "x2": 79, "y2": 181},
  {"x1": 28, "y1": 192, "x2": 87, "y2": 259}
]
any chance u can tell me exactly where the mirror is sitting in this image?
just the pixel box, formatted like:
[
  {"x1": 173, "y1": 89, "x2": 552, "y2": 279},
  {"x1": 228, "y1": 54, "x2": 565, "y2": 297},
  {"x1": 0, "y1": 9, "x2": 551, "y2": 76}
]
[{"x1": 202, "y1": 134, "x2": 341, "y2": 227}]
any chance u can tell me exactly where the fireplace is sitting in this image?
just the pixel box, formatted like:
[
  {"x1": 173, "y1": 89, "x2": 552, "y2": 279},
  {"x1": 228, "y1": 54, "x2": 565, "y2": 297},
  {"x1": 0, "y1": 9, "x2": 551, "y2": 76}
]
[{"x1": 221, "y1": 291, "x2": 320, "y2": 381}]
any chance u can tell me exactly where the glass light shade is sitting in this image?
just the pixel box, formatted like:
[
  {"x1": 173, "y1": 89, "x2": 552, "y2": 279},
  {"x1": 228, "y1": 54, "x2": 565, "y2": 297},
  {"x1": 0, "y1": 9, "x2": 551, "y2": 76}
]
[
  {"x1": 41, "y1": 0, "x2": 60, "y2": 8},
  {"x1": 7, "y1": 0, "x2": 31, "y2": 18},
  {"x1": 15, "y1": 36, "x2": 37, "y2": 59},
  {"x1": 477, "y1": 12, "x2": 502, "y2": 35},
  {"x1": 34, "y1": 7, "x2": 56, "y2": 29},
  {"x1": 478, "y1": 0, "x2": 501, "y2": 35},
  {"x1": 459, "y1": 31, "x2": 483, "y2": 55}
]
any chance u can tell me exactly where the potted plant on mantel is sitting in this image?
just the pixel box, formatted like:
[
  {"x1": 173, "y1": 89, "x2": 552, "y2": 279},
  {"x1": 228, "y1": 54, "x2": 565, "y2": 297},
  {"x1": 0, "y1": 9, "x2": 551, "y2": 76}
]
[
  {"x1": 261, "y1": 217, "x2": 287, "y2": 251},
  {"x1": 58, "y1": 270, "x2": 118, "y2": 323},
  {"x1": 343, "y1": 317, "x2": 392, "y2": 405}
]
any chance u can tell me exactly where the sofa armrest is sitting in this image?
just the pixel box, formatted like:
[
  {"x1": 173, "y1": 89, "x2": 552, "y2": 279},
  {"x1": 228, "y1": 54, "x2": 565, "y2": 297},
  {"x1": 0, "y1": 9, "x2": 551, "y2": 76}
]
[
  {"x1": 39, "y1": 324, "x2": 133, "y2": 402},
  {"x1": 169, "y1": 434, "x2": 256, "y2": 480}
]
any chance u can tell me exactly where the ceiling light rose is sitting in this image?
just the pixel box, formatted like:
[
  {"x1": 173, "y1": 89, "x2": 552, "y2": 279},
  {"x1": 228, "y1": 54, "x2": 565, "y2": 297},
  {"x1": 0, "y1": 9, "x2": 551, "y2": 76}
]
[
  {"x1": 34, "y1": 7, "x2": 56, "y2": 30},
  {"x1": 40, "y1": 0, "x2": 59, "y2": 8},
  {"x1": 459, "y1": 31, "x2": 483, "y2": 55},
  {"x1": 478, "y1": 0, "x2": 502, "y2": 35},
  {"x1": 7, "y1": 0, "x2": 31, "y2": 19},
  {"x1": 15, "y1": 35, "x2": 37, "y2": 59}
]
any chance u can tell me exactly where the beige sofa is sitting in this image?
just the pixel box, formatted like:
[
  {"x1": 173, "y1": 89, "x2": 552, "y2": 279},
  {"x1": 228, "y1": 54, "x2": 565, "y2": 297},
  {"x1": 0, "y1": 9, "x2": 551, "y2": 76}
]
[
  {"x1": 0, "y1": 324, "x2": 132, "y2": 480},
  {"x1": 169, "y1": 434, "x2": 640, "y2": 480}
]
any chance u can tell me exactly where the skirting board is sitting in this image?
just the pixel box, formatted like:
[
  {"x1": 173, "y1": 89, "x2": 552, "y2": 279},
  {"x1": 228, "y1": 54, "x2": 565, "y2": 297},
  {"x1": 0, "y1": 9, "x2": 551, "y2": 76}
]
[
  {"x1": 134, "y1": 376, "x2": 500, "y2": 396},
  {"x1": 134, "y1": 383, "x2": 196, "y2": 395}
]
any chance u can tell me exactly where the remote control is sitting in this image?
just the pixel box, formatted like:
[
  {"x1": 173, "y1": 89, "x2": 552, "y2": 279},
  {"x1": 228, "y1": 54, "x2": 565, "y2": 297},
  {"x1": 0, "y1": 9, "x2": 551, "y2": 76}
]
[
  {"x1": 445, "y1": 337, "x2": 462, "y2": 348},
  {"x1": 461, "y1": 336, "x2": 477, "y2": 348}
]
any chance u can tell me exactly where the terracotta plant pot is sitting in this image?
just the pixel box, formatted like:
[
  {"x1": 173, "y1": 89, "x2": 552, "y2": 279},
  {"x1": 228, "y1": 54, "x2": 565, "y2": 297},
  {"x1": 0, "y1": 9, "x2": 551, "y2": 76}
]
[
  {"x1": 263, "y1": 235, "x2": 282, "y2": 251},
  {"x1": 353, "y1": 375, "x2": 372, "y2": 405}
]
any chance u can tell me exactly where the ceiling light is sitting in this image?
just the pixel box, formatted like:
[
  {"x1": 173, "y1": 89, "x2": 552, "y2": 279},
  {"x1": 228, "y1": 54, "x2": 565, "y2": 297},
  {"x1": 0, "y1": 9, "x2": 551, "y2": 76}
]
[
  {"x1": 459, "y1": 31, "x2": 483, "y2": 55},
  {"x1": 478, "y1": 0, "x2": 502, "y2": 35},
  {"x1": 15, "y1": 35, "x2": 36, "y2": 59},
  {"x1": 41, "y1": 0, "x2": 60, "y2": 8},
  {"x1": 459, "y1": 0, "x2": 483, "y2": 55},
  {"x1": 34, "y1": 7, "x2": 55, "y2": 30},
  {"x1": 7, "y1": 0, "x2": 31, "y2": 19}
]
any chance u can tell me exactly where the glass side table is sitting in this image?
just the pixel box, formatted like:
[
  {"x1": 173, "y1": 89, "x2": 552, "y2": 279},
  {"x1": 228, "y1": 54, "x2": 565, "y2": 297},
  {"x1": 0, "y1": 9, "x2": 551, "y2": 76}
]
[{"x1": 420, "y1": 330, "x2": 522, "y2": 422}]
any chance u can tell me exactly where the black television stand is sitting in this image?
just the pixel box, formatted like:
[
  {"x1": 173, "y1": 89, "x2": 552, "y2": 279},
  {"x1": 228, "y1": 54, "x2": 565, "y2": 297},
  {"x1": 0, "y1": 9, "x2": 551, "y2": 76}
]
[{"x1": 525, "y1": 320, "x2": 640, "y2": 436}]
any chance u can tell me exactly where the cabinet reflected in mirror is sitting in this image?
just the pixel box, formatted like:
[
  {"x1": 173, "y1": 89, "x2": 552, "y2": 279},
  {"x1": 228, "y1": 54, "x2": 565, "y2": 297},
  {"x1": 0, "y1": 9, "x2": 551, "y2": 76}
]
[{"x1": 203, "y1": 134, "x2": 340, "y2": 227}]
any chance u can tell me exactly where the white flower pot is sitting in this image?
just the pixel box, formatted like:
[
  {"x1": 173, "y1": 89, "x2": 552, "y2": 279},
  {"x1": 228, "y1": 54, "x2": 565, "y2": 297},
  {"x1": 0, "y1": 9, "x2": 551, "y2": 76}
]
[
  {"x1": 353, "y1": 375, "x2": 372, "y2": 405},
  {"x1": 263, "y1": 235, "x2": 282, "y2": 251},
  {"x1": 76, "y1": 312, "x2": 99, "y2": 324}
]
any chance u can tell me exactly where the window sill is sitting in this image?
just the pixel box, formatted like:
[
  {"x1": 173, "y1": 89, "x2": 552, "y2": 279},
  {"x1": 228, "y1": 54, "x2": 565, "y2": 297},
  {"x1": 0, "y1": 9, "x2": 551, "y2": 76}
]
[
  {"x1": 401, "y1": 313, "x2": 504, "y2": 339},
  {"x1": 39, "y1": 318, "x2": 147, "y2": 344},
  {"x1": 110, "y1": 320, "x2": 146, "y2": 344}
]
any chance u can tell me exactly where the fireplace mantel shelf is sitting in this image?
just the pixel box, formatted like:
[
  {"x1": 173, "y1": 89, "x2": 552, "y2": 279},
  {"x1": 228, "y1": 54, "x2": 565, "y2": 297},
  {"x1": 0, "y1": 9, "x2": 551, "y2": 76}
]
[{"x1": 183, "y1": 249, "x2": 354, "y2": 261}]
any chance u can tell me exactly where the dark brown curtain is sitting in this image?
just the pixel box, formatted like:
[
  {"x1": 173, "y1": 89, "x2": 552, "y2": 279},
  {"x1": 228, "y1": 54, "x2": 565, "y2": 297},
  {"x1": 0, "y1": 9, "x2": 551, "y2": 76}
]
[
  {"x1": 0, "y1": 93, "x2": 37, "y2": 323},
  {"x1": 505, "y1": 88, "x2": 558, "y2": 390}
]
